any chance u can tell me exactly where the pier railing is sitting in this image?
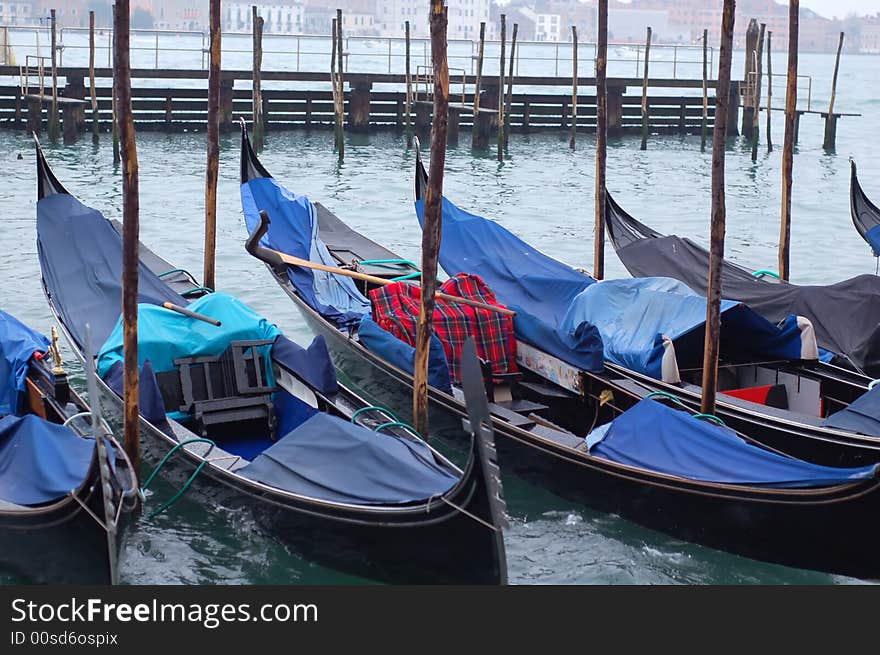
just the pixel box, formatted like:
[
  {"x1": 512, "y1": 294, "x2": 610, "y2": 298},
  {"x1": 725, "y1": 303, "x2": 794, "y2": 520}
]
[{"x1": 1, "y1": 25, "x2": 717, "y2": 81}]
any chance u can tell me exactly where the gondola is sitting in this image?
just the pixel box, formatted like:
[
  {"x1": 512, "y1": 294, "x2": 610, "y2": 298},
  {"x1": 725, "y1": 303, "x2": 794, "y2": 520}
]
[
  {"x1": 34, "y1": 140, "x2": 507, "y2": 585},
  {"x1": 0, "y1": 308, "x2": 138, "y2": 584},
  {"x1": 851, "y1": 160, "x2": 880, "y2": 257},
  {"x1": 239, "y1": 130, "x2": 880, "y2": 579},
  {"x1": 606, "y1": 189, "x2": 880, "y2": 379},
  {"x1": 409, "y1": 152, "x2": 880, "y2": 468}
]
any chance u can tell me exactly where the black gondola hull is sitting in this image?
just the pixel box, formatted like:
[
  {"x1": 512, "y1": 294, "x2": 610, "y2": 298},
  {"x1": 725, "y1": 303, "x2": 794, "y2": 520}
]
[
  {"x1": 0, "y1": 479, "x2": 129, "y2": 585},
  {"x1": 281, "y1": 267, "x2": 880, "y2": 579},
  {"x1": 80, "y1": 340, "x2": 506, "y2": 585}
]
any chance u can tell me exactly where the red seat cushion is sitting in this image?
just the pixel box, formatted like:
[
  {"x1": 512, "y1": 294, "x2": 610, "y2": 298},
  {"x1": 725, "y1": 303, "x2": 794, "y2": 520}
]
[{"x1": 721, "y1": 383, "x2": 788, "y2": 409}]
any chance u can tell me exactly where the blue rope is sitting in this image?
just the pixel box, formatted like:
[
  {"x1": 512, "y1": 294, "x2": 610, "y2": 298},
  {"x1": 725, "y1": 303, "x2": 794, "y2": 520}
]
[{"x1": 141, "y1": 437, "x2": 215, "y2": 519}]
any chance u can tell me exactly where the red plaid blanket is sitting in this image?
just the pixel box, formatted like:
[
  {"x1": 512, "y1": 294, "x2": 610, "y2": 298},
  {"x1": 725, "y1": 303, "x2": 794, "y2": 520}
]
[{"x1": 370, "y1": 273, "x2": 517, "y2": 384}]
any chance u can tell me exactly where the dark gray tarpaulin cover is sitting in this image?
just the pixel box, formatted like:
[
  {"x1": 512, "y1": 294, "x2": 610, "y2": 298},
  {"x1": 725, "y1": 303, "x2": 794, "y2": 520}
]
[
  {"x1": 239, "y1": 413, "x2": 458, "y2": 504},
  {"x1": 823, "y1": 384, "x2": 880, "y2": 437},
  {"x1": 606, "y1": 193, "x2": 880, "y2": 375},
  {"x1": 36, "y1": 193, "x2": 184, "y2": 349}
]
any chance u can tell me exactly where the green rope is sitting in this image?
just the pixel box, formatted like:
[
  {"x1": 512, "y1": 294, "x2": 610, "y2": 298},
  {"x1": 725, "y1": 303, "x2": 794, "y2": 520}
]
[
  {"x1": 693, "y1": 413, "x2": 726, "y2": 426},
  {"x1": 645, "y1": 391, "x2": 687, "y2": 407},
  {"x1": 350, "y1": 405, "x2": 399, "y2": 424},
  {"x1": 390, "y1": 272, "x2": 422, "y2": 281},
  {"x1": 141, "y1": 437, "x2": 215, "y2": 519},
  {"x1": 374, "y1": 421, "x2": 422, "y2": 439},
  {"x1": 358, "y1": 258, "x2": 420, "y2": 269},
  {"x1": 181, "y1": 286, "x2": 214, "y2": 297},
  {"x1": 752, "y1": 269, "x2": 780, "y2": 280}
]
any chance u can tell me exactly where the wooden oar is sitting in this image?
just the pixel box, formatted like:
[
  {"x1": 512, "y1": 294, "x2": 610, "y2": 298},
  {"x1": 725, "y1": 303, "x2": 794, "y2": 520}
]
[
  {"x1": 162, "y1": 302, "x2": 222, "y2": 326},
  {"x1": 246, "y1": 210, "x2": 516, "y2": 317}
]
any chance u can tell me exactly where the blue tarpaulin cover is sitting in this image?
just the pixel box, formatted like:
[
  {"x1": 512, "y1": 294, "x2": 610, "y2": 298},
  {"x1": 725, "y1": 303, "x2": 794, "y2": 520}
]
[
  {"x1": 0, "y1": 310, "x2": 50, "y2": 416},
  {"x1": 97, "y1": 292, "x2": 281, "y2": 378},
  {"x1": 357, "y1": 316, "x2": 453, "y2": 394},
  {"x1": 103, "y1": 360, "x2": 173, "y2": 434},
  {"x1": 823, "y1": 385, "x2": 880, "y2": 437},
  {"x1": 561, "y1": 277, "x2": 818, "y2": 381},
  {"x1": 0, "y1": 414, "x2": 95, "y2": 505},
  {"x1": 866, "y1": 225, "x2": 880, "y2": 256},
  {"x1": 590, "y1": 400, "x2": 879, "y2": 487},
  {"x1": 271, "y1": 335, "x2": 339, "y2": 397},
  {"x1": 241, "y1": 177, "x2": 370, "y2": 328},
  {"x1": 36, "y1": 192, "x2": 185, "y2": 349},
  {"x1": 239, "y1": 412, "x2": 458, "y2": 504},
  {"x1": 415, "y1": 197, "x2": 604, "y2": 373}
]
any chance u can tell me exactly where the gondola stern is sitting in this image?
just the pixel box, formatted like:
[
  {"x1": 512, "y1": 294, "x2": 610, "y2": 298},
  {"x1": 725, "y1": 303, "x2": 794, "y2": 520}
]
[
  {"x1": 33, "y1": 134, "x2": 71, "y2": 201},
  {"x1": 604, "y1": 191, "x2": 664, "y2": 251},
  {"x1": 414, "y1": 137, "x2": 428, "y2": 203},
  {"x1": 240, "y1": 119, "x2": 273, "y2": 185}
]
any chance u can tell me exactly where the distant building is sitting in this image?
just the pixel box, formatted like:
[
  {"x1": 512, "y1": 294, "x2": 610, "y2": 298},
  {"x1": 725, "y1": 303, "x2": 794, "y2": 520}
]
[
  {"x1": 375, "y1": 0, "x2": 490, "y2": 40},
  {"x1": 302, "y1": 3, "x2": 334, "y2": 34},
  {"x1": 0, "y1": 1, "x2": 33, "y2": 27},
  {"x1": 861, "y1": 16, "x2": 880, "y2": 53},
  {"x1": 152, "y1": 0, "x2": 207, "y2": 31},
  {"x1": 225, "y1": 2, "x2": 303, "y2": 34}
]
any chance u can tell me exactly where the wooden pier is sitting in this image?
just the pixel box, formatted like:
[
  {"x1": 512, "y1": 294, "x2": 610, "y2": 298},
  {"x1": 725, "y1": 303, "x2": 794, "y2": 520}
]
[{"x1": 0, "y1": 66, "x2": 722, "y2": 139}]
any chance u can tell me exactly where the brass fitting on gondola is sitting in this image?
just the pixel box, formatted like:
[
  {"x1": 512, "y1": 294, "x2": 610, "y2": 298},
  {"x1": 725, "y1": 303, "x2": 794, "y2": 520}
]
[{"x1": 49, "y1": 325, "x2": 65, "y2": 375}]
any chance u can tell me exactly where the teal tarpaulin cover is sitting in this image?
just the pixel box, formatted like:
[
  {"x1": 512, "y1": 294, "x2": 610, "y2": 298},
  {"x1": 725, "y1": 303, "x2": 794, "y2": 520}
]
[{"x1": 97, "y1": 292, "x2": 281, "y2": 377}]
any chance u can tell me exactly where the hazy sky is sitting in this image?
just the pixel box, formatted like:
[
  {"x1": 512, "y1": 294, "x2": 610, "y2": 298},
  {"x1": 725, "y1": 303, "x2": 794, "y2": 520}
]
[{"x1": 798, "y1": 0, "x2": 877, "y2": 19}]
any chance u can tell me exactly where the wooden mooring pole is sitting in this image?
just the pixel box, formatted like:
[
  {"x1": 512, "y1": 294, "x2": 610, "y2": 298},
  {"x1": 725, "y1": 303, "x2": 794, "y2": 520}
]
[
  {"x1": 405, "y1": 20, "x2": 412, "y2": 148},
  {"x1": 413, "y1": 0, "x2": 449, "y2": 439},
  {"x1": 115, "y1": 0, "x2": 141, "y2": 481},
  {"x1": 751, "y1": 22, "x2": 765, "y2": 162},
  {"x1": 741, "y1": 18, "x2": 758, "y2": 140},
  {"x1": 472, "y1": 21, "x2": 486, "y2": 149},
  {"x1": 504, "y1": 23, "x2": 517, "y2": 148},
  {"x1": 331, "y1": 17, "x2": 339, "y2": 146},
  {"x1": 594, "y1": 0, "x2": 607, "y2": 280},
  {"x1": 701, "y1": 28, "x2": 708, "y2": 152},
  {"x1": 779, "y1": 0, "x2": 798, "y2": 282},
  {"x1": 640, "y1": 26, "x2": 652, "y2": 151},
  {"x1": 701, "y1": 0, "x2": 736, "y2": 417},
  {"x1": 89, "y1": 11, "x2": 99, "y2": 143},
  {"x1": 569, "y1": 25, "x2": 577, "y2": 150},
  {"x1": 49, "y1": 9, "x2": 59, "y2": 142},
  {"x1": 252, "y1": 6, "x2": 264, "y2": 150},
  {"x1": 336, "y1": 10, "x2": 345, "y2": 160},
  {"x1": 497, "y1": 14, "x2": 505, "y2": 162},
  {"x1": 823, "y1": 31, "x2": 844, "y2": 150},
  {"x1": 111, "y1": 3, "x2": 120, "y2": 164},
  {"x1": 766, "y1": 31, "x2": 773, "y2": 152},
  {"x1": 204, "y1": 0, "x2": 220, "y2": 292}
]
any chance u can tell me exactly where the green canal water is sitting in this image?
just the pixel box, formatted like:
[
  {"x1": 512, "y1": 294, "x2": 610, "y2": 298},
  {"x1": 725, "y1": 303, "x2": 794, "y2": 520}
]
[{"x1": 1, "y1": 53, "x2": 878, "y2": 584}]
